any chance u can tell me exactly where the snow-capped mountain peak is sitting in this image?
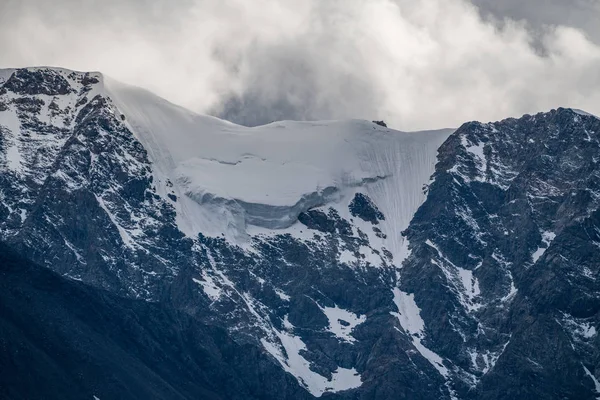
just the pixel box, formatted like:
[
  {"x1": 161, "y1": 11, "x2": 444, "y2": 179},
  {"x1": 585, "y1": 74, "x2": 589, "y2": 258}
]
[{"x1": 1, "y1": 67, "x2": 599, "y2": 400}]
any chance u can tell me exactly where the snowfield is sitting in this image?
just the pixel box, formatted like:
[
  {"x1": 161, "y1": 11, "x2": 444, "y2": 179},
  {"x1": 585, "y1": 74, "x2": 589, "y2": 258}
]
[{"x1": 105, "y1": 76, "x2": 452, "y2": 259}]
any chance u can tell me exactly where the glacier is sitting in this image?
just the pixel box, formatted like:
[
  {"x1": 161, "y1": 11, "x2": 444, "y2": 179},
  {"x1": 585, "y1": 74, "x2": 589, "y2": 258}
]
[
  {"x1": 104, "y1": 75, "x2": 452, "y2": 260},
  {"x1": 0, "y1": 66, "x2": 455, "y2": 263}
]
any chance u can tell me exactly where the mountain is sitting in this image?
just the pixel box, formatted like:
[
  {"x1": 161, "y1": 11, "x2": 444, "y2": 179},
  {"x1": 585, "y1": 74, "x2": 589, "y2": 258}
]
[
  {"x1": 400, "y1": 108, "x2": 600, "y2": 399},
  {"x1": 0, "y1": 242, "x2": 310, "y2": 400},
  {"x1": 0, "y1": 67, "x2": 598, "y2": 399}
]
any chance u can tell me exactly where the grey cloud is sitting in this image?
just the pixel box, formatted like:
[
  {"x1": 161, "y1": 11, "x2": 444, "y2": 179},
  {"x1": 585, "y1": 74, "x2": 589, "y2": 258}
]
[
  {"x1": 0, "y1": 0, "x2": 599, "y2": 130},
  {"x1": 473, "y1": 0, "x2": 600, "y2": 43}
]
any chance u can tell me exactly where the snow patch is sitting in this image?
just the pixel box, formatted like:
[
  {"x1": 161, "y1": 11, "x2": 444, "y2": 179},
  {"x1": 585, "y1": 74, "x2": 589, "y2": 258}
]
[
  {"x1": 462, "y1": 135, "x2": 487, "y2": 179},
  {"x1": 532, "y1": 231, "x2": 556, "y2": 263},
  {"x1": 262, "y1": 327, "x2": 362, "y2": 396},
  {"x1": 95, "y1": 195, "x2": 135, "y2": 249},
  {"x1": 468, "y1": 338, "x2": 511, "y2": 376},
  {"x1": 275, "y1": 288, "x2": 291, "y2": 301},
  {"x1": 481, "y1": 339, "x2": 511, "y2": 374},
  {"x1": 338, "y1": 249, "x2": 356, "y2": 265},
  {"x1": 583, "y1": 325, "x2": 598, "y2": 338},
  {"x1": 391, "y1": 288, "x2": 424, "y2": 335},
  {"x1": 501, "y1": 271, "x2": 517, "y2": 302},
  {"x1": 457, "y1": 267, "x2": 481, "y2": 302},
  {"x1": 391, "y1": 288, "x2": 448, "y2": 377},
  {"x1": 319, "y1": 305, "x2": 366, "y2": 343},
  {"x1": 572, "y1": 109, "x2": 599, "y2": 119},
  {"x1": 426, "y1": 240, "x2": 481, "y2": 311},
  {"x1": 560, "y1": 313, "x2": 597, "y2": 340},
  {"x1": 192, "y1": 272, "x2": 223, "y2": 302},
  {"x1": 19, "y1": 208, "x2": 27, "y2": 223},
  {"x1": 493, "y1": 252, "x2": 518, "y2": 302},
  {"x1": 0, "y1": 112, "x2": 23, "y2": 173},
  {"x1": 6, "y1": 142, "x2": 22, "y2": 172},
  {"x1": 358, "y1": 245, "x2": 383, "y2": 267},
  {"x1": 282, "y1": 315, "x2": 294, "y2": 331},
  {"x1": 62, "y1": 237, "x2": 86, "y2": 264},
  {"x1": 193, "y1": 261, "x2": 363, "y2": 397},
  {"x1": 583, "y1": 364, "x2": 600, "y2": 399}
]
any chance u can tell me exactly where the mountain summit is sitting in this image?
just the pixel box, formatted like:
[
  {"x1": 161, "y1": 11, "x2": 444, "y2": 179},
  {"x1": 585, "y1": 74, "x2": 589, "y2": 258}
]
[{"x1": 0, "y1": 67, "x2": 598, "y2": 399}]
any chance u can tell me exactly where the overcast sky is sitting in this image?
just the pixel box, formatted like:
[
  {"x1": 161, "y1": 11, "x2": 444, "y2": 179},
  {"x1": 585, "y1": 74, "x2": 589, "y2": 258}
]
[{"x1": 1, "y1": 0, "x2": 599, "y2": 130}]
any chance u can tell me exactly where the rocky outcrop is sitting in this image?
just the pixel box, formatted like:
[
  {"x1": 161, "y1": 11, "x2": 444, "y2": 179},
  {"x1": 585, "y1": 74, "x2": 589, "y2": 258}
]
[
  {"x1": 4, "y1": 68, "x2": 74, "y2": 96},
  {"x1": 349, "y1": 193, "x2": 385, "y2": 225},
  {"x1": 400, "y1": 108, "x2": 600, "y2": 398},
  {"x1": 0, "y1": 68, "x2": 193, "y2": 299}
]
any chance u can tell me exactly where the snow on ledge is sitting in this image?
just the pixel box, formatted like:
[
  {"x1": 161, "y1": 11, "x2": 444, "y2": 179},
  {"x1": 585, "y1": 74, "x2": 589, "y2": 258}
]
[
  {"x1": 319, "y1": 304, "x2": 366, "y2": 343},
  {"x1": 532, "y1": 231, "x2": 556, "y2": 263},
  {"x1": 571, "y1": 108, "x2": 599, "y2": 119},
  {"x1": 261, "y1": 323, "x2": 363, "y2": 396},
  {"x1": 192, "y1": 273, "x2": 223, "y2": 302},
  {"x1": 582, "y1": 364, "x2": 600, "y2": 398},
  {"x1": 391, "y1": 288, "x2": 449, "y2": 377}
]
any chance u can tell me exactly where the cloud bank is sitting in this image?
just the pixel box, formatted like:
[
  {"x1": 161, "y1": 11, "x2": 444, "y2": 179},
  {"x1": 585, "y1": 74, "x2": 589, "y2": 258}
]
[{"x1": 1, "y1": 0, "x2": 599, "y2": 130}]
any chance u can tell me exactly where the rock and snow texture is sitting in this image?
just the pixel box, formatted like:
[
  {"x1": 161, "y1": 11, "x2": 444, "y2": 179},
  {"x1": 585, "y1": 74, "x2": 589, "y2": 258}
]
[
  {"x1": 391, "y1": 288, "x2": 449, "y2": 377},
  {"x1": 0, "y1": 68, "x2": 190, "y2": 298},
  {"x1": 261, "y1": 322, "x2": 363, "y2": 397},
  {"x1": 2, "y1": 67, "x2": 600, "y2": 400},
  {"x1": 0, "y1": 67, "x2": 457, "y2": 398},
  {"x1": 399, "y1": 107, "x2": 600, "y2": 399},
  {"x1": 531, "y1": 231, "x2": 556, "y2": 263}
]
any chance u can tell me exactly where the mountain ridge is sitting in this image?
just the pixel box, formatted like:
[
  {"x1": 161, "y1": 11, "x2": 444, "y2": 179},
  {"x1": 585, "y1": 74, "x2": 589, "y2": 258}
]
[
  {"x1": 0, "y1": 66, "x2": 598, "y2": 399},
  {"x1": 0, "y1": 240, "x2": 311, "y2": 400}
]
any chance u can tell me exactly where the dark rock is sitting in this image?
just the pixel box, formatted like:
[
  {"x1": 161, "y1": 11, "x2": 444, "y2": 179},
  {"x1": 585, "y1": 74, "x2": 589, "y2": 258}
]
[
  {"x1": 12, "y1": 96, "x2": 45, "y2": 114},
  {"x1": 299, "y1": 209, "x2": 336, "y2": 233},
  {"x1": 4, "y1": 68, "x2": 73, "y2": 96},
  {"x1": 400, "y1": 108, "x2": 600, "y2": 399},
  {"x1": 349, "y1": 193, "x2": 385, "y2": 224},
  {"x1": 81, "y1": 74, "x2": 100, "y2": 86}
]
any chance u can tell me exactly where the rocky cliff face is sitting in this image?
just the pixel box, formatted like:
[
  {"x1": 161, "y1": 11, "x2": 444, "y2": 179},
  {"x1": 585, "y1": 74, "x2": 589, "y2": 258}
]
[
  {"x1": 400, "y1": 108, "x2": 600, "y2": 399},
  {"x1": 0, "y1": 68, "x2": 192, "y2": 299},
  {"x1": 0, "y1": 67, "x2": 598, "y2": 400}
]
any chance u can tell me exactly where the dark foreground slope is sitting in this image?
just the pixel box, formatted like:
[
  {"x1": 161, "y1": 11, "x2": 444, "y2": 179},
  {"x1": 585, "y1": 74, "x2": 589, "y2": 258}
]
[{"x1": 0, "y1": 243, "x2": 310, "y2": 400}]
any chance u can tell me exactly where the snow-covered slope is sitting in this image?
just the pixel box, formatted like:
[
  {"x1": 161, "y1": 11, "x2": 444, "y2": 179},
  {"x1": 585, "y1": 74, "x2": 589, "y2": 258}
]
[
  {"x1": 105, "y1": 77, "x2": 452, "y2": 256},
  {"x1": 0, "y1": 66, "x2": 450, "y2": 264},
  {"x1": 2, "y1": 67, "x2": 600, "y2": 400}
]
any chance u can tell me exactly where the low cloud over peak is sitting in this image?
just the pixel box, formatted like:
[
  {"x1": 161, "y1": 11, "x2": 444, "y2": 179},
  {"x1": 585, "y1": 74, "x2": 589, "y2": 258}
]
[{"x1": 1, "y1": 0, "x2": 599, "y2": 130}]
